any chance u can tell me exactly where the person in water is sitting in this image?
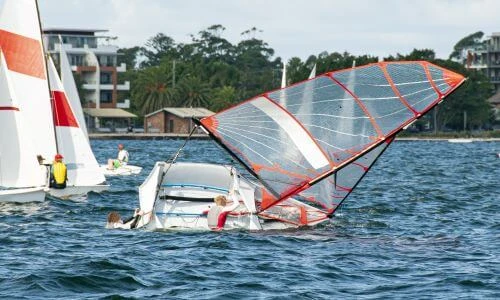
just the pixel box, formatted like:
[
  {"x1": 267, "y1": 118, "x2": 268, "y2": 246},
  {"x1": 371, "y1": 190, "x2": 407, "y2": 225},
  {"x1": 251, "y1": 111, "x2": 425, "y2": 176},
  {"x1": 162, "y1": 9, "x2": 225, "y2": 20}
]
[
  {"x1": 207, "y1": 171, "x2": 241, "y2": 230},
  {"x1": 106, "y1": 208, "x2": 143, "y2": 229},
  {"x1": 107, "y1": 143, "x2": 129, "y2": 170},
  {"x1": 49, "y1": 153, "x2": 67, "y2": 189}
]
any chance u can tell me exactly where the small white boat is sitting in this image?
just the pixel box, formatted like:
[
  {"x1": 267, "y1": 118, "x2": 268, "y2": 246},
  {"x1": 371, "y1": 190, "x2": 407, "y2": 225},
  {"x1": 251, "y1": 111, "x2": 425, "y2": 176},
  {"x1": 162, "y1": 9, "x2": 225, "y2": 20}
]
[
  {"x1": 448, "y1": 138, "x2": 473, "y2": 143},
  {"x1": 136, "y1": 162, "x2": 328, "y2": 231},
  {"x1": 100, "y1": 165, "x2": 142, "y2": 176},
  {"x1": 46, "y1": 184, "x2": 109, "y2": 200}
]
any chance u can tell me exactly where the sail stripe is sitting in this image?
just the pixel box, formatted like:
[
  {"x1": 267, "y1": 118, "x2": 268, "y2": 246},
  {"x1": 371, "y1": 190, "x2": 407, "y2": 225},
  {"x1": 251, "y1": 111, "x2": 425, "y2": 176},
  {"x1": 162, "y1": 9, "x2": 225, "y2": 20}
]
[
  {"x1": 0, "y1": 29, "x2": 45, "y2": 79},
  {"x1": 422, "y1": 62, "x2": 443, "y2": 96},
  {"x1": 51, "y1": 90, "x2": 79, "y2": 127},
  {"x1": 381, "y1": 63, "x2": 419, "y2": 116},
  {"x1": 252, "y1": 96, "x2": 330, "y2": 169},
  {"x1": 0, "y1": 106, "x2": 19, "y2": 111}
]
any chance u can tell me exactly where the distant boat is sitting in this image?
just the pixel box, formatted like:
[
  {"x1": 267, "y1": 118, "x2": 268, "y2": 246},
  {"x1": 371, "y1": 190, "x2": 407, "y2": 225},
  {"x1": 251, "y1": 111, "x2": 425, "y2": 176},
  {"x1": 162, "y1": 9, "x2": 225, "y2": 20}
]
[
  {"x1": 46, "y1": 56, "x2": 109, "y2": 199},
  {"x1": 100, "y1": 165, "x2": 142, "y2": 176},
  {"x1": 0, "y1": 0, "x2": 57, "y2": 202},
  {"x1": 448, "y1": 138, "x2": 473, "y2": 143}
]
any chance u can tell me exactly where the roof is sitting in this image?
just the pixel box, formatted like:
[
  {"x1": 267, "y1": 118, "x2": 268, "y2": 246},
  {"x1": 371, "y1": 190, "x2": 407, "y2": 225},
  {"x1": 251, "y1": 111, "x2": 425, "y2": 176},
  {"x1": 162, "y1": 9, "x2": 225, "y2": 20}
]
[
  {"x1": 43, "y1": 28, "x2": 108, "y2": 34},
  {"x1": 145, "y1": 107, "x2": 215, "y2": 118},
  {"x1": 83, "y1": 108, "x2": 137, "y2": 118},
  {"x1": 487, "y1": 91, "x2": 500, "y2": 105}
]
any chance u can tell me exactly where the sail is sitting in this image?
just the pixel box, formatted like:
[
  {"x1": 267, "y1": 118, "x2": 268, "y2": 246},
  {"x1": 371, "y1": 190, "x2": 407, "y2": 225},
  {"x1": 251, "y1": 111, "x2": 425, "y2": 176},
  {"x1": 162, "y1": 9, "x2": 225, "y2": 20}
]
[
  {"x1": 308, "y1": 64, "x2": 316, "y2": 79},
  {"x1": 0, "y1": 0, "x2": 57, "y2": 161},
  {"x1": 47, "y1": 57, "x2": 105, "y2": 186},
  {"x1": 59, "y1": 41, "x2": 88, "y2": 139},
  {"x1": 200, "y1": 61, "x2": 465, "y2": 213},
  {"x1": 0, "y1": 51, "x2": 46, "y2": 188}
]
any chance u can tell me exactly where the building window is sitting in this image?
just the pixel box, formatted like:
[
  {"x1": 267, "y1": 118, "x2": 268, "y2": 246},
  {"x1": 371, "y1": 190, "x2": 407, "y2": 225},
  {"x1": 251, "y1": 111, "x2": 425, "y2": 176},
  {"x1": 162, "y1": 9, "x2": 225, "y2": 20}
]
[
  {"x1": 100, "y1": 72, "x2": 112, "y2": 84},
  {"x1": 100, "y1": 91, "x2": 113, "y2": 103}
]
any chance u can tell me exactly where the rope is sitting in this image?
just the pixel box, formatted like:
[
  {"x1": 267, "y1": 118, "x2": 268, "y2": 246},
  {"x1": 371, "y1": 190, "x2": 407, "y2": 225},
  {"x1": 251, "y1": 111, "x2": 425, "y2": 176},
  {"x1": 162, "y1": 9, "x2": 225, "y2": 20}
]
[{"x1": 145, "y1": 126, "x2": 198, "y2": 225}]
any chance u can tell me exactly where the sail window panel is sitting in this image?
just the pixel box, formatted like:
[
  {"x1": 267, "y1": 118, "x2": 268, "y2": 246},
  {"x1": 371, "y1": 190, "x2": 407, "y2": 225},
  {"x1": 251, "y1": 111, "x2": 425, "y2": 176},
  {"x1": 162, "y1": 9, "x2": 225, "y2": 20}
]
[
  {"x1": 297, "y1": 139, "x2": 391, "y2": 213},
  {"x1": 333, "y1": 65, "x2": 414, "y2": 136},
  {"x1": 267, "y1": 76, "x2": 378, "y2": 161},
  {"x1": 386, "y1": 63, "x2": 440, "y2": 113},
  {"x1": 213, "y1": 100, "x2": 322, "y2": 196},
  {"x1": 427, "y1": 65, "x2": 453, "y2": 95}
]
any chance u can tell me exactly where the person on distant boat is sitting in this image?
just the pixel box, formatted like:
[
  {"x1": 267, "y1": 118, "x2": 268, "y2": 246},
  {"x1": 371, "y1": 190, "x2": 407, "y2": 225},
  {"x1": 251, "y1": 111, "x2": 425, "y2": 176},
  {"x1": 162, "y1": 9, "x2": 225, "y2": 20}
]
[
  {"x1": 49, "y1": 153, "x2": 67, "y2": 189},
  {"x1": 106, "y1": 208, "x2": 143, "y2": 229},
  {"x1": 107, "y1": 143, "x2": 129, "y2": 170}
]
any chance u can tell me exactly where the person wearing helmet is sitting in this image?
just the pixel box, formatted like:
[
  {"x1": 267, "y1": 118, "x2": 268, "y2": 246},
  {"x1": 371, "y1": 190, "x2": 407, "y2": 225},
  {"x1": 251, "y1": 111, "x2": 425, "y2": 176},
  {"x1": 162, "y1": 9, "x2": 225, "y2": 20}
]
[
  {"x1": 107, "y1": 143, "x2": 129, "y2": 170},
  {"x1": 50, "y1": 153, "x2": 67, "y2": 189}
]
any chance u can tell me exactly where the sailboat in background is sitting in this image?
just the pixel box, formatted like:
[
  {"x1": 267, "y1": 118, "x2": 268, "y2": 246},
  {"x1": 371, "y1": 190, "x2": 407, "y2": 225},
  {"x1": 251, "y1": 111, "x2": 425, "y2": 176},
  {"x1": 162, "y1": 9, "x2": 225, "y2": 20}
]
[
  {"x1": 0, "y1": 51, "x2": 47, "y2": 202},
  {"x1": 46, "y1": 57, "x2": 108, "y2": 198},
  {"x1": 0, "y1": 0, "x2": 57, "y2": 202}
]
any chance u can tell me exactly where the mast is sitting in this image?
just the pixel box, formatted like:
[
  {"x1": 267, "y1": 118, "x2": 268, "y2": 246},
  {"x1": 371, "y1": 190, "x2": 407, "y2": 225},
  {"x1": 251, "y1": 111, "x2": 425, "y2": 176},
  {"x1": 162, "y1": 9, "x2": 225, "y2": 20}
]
[{"x1": 35, "y1": 0, "x2": 59, "y2": 153}]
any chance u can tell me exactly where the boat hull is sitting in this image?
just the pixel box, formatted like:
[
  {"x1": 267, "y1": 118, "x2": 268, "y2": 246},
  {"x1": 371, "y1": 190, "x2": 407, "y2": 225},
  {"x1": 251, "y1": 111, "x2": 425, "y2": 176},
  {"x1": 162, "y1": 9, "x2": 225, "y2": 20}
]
[
  {"x1": 46, "y1": 184, "x2": 109, "y2": 200},
  {"x1": 0, "y1": 187, "x2": 46, "y2": 203},
  {"x1": 100, "y1": 165, "x2": 142, "y2": 176},
  {"x1": 136, "y1": 162, "x2": 326, "y2": 231}
]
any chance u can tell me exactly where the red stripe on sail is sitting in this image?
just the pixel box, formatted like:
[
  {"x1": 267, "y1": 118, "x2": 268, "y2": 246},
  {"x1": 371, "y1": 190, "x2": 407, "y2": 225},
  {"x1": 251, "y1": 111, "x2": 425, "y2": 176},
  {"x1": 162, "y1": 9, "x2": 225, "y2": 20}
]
[
  {"x1": 52, "y1": 91, "x2": 78, "y2": 127},
  {"x1": 0, "y1": 106, "x2": 19, "y2": 111},
  {"x1": 0, "y1": 29, "x2": 45, "y2": 79}
]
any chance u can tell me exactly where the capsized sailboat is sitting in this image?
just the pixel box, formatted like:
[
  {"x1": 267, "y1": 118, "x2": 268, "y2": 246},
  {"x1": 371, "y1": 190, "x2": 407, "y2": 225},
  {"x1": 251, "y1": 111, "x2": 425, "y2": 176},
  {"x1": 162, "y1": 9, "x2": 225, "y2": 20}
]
[
  {"x1": 137, "y1": 61, "x2": 465, "y2": 231},
  {"x1": 46, "y1": 56, "x2": 109, "y2": 199}
]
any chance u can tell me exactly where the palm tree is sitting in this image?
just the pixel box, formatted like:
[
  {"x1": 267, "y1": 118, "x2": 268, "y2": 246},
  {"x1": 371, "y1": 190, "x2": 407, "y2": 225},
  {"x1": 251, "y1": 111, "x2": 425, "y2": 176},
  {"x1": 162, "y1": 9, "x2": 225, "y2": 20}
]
[
  {"x1": 177, "y1": 76, "x2": 210, "y2": 107},
  {"x1": 132, "y1": 65, "x2": 174, "y2": 114}
]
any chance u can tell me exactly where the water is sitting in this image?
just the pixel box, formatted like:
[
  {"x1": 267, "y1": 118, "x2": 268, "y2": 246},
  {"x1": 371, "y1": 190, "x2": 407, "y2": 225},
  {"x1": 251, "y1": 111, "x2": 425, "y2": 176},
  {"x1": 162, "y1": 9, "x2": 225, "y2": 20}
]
[{"x1": 0, "y1": 139, "x2": 498, "y2": 299}]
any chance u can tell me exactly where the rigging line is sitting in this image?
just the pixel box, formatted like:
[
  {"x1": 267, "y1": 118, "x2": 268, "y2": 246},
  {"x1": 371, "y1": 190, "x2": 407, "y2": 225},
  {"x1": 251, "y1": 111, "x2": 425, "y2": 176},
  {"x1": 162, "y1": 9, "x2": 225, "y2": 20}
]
[
  {"x1": 147, "y1": 126, "x2": 198, "y2": 221},
  {"x1": 217, "y1": 126, "x2": 312, "y2": 170},
  {"x1": 293, "y1": 113, "x2": 369, "y2": 120},
  {"x1": 330, "y1": 139, "x2": 393, "y2": 216},
  {"x1": 216, "y1": 128, "x2": 274, "y2": 166},
  {"x1": 285, "y1": 97, "x2": 357, "y2": 107},
  {"x1": 327, "y1": 75, "x2": 384, "y2": 138},
  {"x1": 314, "y1": 138, "x2": 346, "y2": 151},
  {"x1": 270, "y1": 81, "x2": 336, "y2": 99},
  {"x1": 375, "y1": 106, "x2": 414, "y2": 120},
  {"x1": 219, "y1": 122, "x2": 282, "y2": 132},
  {"x1": 300, "y1": 123, "x2": 372, "y2": 138}
]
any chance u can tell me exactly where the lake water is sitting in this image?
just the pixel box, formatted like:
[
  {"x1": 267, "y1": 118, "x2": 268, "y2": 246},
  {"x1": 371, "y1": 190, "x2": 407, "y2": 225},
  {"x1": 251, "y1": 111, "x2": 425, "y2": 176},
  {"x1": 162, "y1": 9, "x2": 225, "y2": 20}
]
[{"x1": 0, "y1": 139, "x2": 498, "y2": 299}]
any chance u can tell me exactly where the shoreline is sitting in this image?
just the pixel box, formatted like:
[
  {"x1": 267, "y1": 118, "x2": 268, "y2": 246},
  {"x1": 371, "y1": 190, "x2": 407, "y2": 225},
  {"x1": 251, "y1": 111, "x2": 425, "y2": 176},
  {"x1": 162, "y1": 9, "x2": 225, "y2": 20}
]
[{"x1": 88, "y1": 133, "x2": 500, "y2": 142}]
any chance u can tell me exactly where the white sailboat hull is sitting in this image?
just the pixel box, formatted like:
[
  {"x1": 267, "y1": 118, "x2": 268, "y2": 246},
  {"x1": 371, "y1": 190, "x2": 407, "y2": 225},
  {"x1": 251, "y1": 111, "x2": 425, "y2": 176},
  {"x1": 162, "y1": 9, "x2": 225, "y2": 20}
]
[
  {"x1": 0, "y1": 187, "x2": 45, "y2": 203},
  {"x1": 136, "y1": 162, "x2": 325, "y2": 231},
  {"x1": 100, "y1": 164, "x2": 142, "y2": 176},
  {"x1": 46, "y1": 184, "x2": 109, "y2": 200}
]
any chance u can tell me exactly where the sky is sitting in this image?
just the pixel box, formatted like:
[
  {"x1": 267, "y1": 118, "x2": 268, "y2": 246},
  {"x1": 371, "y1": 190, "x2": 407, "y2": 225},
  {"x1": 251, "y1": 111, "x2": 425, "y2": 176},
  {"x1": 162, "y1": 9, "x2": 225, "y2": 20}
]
[{"x1": 4, "y1": 0, "x2": 500, "y2": 61}]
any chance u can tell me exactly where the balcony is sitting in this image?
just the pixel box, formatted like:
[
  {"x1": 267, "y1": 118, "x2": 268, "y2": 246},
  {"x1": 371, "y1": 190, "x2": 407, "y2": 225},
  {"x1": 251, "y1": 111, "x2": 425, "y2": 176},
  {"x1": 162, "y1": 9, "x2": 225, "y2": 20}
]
[
  {"x1": 116, "y1": 99, "x2": 130, "y2": 109},
  {"x1": 116, "y1": 81, "x2": 130, "y2": 91},
  {"x1": 469, "y1": 63, "x2": 488, "y2": 69},
  {"x1": 116, "y1": 63, "x2": 126, "y2": 72},
  {"x1": 490, "y1": 77, "x2": 500, "y2": 83}
]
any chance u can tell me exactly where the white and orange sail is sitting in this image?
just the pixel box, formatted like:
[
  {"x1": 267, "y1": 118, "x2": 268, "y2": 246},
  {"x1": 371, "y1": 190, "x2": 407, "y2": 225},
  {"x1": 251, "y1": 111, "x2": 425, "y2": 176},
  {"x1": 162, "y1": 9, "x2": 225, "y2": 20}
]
[
  {"x1": 198, "y1": 61, "x2": 465, "y2": 225},
  {"x1": 47, "y1": 57, "x2": 106, "y2": 188},
  {"x1": 0, "y1": 0, "x2": 57, "y2": 161},
  {"x1": 0, "y1": 50, "x2": 46, "y2": 190}
]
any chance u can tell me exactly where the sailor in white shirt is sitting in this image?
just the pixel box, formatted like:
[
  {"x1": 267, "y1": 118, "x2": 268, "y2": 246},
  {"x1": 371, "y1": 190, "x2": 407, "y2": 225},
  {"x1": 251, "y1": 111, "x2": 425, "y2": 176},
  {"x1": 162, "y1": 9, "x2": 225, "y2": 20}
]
[{"x1": 107, "y1": 143, "x2": 129, "y2": 170}]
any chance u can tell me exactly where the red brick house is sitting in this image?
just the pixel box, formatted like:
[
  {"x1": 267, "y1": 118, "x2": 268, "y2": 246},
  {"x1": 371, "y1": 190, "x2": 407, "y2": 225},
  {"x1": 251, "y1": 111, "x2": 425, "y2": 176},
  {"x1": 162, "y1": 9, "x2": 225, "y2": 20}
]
[{"x1": 144, "y1": 107, "x2": 214, "y2": 133}]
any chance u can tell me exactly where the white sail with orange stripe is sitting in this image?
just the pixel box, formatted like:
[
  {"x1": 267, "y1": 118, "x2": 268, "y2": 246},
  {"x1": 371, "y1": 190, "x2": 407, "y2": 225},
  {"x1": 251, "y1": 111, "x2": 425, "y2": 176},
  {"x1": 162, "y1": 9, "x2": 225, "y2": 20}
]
[
  {"x1": 0, "y1": 0, "x2": 57, "y2": 161},
  {"x1": 0, "y1": 50, "x2": 46, "y2": 188},
  {"x1": 47, "y1": 56, "x2": 106, "y2": 187}
]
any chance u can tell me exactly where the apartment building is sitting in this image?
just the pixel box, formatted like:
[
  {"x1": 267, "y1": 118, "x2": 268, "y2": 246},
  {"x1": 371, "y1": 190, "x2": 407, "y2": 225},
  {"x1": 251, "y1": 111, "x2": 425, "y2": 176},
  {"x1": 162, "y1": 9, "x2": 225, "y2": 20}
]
[
  {"x1": 43, "y1": 28, "x2": 136, "y2": 132},
  {"x1": 462, "y1": 32, "x2": 500, "y2": 121}
]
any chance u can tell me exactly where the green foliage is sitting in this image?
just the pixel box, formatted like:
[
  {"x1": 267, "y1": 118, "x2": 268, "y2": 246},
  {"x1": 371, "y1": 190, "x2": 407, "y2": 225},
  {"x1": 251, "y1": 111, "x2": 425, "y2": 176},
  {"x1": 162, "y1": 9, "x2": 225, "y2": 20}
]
[
  {"x1": 118, "y1": 27, "x2": 495, "y2": 131},
  {"x1": 449, "y1": 31, "x2": 484, "y2": 61}
]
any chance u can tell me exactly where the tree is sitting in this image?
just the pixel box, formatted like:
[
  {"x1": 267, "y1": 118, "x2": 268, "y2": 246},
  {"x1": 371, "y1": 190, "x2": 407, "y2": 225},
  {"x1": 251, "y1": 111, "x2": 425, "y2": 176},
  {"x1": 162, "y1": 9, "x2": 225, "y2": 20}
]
[
  {"x1": 210, "y1": 86, "x2": 238, "y2": 111},
  {"x1": 449, "y1": 31, "x2": 484, "y2": 61},
  {"x1": 177, "y1": 76, "x2": 211, "y2": 107},
  {"x1": 117, "y1": 46, "x2": 141, "y2": 70},
  {"x1": 132, "y1": 64, "x2": 175, "y2": 115}
]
